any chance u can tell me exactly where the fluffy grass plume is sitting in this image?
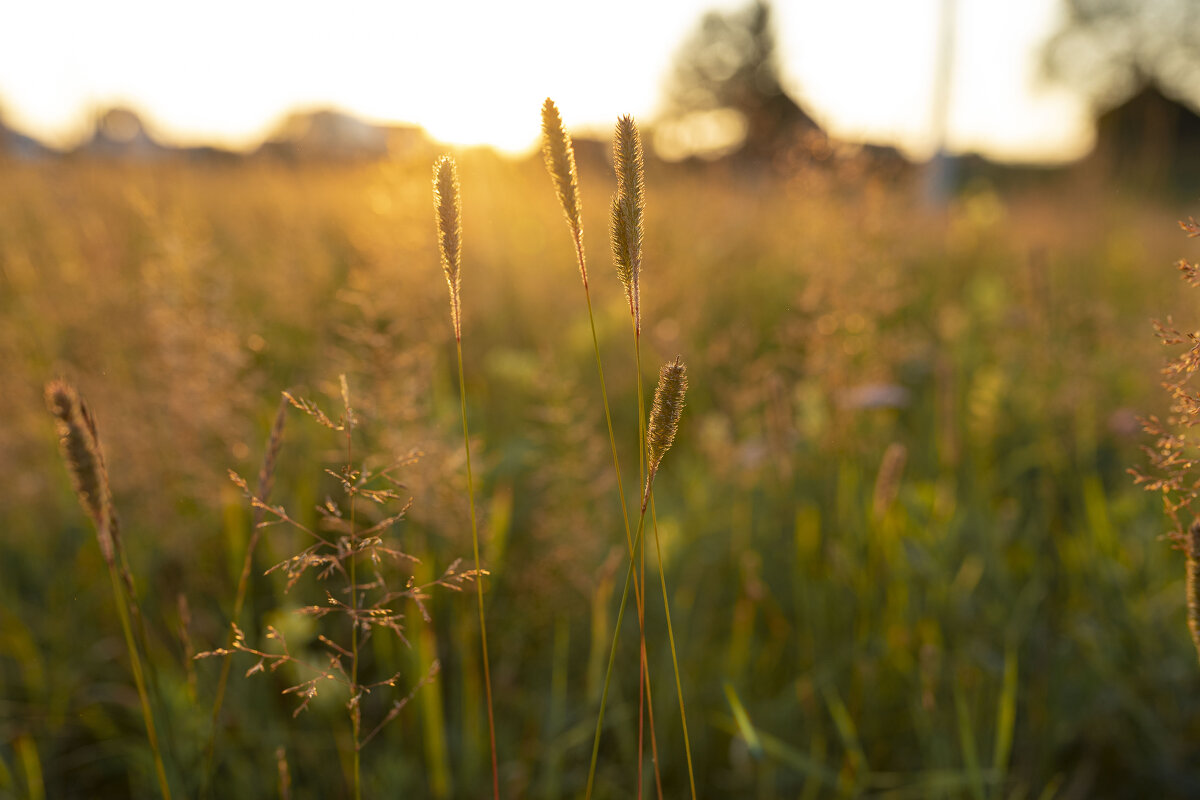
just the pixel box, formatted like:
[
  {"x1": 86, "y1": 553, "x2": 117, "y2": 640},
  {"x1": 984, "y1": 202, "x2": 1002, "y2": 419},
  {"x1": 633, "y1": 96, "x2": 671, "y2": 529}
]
[
  {"x1": 46, "y1": 380, "x2": 115, "y2": 564},
  {"x1": 611, "y1": 115, "x2": 644, "y2": 333},
  {"x1": 646, "y1": 357, "x2": 687, "y2": 486},
  {"x1": 541, "y1": 100, "x2": 584, "y2": 246},
  {"x1": 434, "y1": 155, "x2": 463, "y2": 341}
]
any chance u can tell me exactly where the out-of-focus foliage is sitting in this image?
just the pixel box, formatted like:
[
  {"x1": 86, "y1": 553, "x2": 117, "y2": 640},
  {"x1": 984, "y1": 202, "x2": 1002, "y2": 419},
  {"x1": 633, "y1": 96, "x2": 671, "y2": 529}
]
[
  {"x1": 1045, "y1": 0, "x2": 1200, "y2": 109},
  {"x1": 1, "y1": 148, "x2": 1199, "y2": 797},
  {"x1": 659, "y1": 0, "x2": 816, "y2": 161}
]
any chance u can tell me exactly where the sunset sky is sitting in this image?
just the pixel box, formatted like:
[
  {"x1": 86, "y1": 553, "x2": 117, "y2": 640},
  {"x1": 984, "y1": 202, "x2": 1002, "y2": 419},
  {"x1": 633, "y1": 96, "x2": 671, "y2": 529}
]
[{"x1": 0, "y1": 0, "x2": 1093, "y2": 162}]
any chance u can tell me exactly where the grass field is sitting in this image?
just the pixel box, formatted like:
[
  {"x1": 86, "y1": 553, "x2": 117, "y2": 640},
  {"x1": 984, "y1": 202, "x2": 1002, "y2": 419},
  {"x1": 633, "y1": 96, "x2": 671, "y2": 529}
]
[{"x1": 3, "y1": 142, "x2": 1200, "y2": 798}]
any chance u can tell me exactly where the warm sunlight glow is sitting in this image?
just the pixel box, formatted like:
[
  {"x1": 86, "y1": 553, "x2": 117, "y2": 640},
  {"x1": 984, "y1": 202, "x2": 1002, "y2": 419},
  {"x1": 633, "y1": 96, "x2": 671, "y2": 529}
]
[{"x1": 0, "y1": 0, "x2": 1091, "y2": 162}]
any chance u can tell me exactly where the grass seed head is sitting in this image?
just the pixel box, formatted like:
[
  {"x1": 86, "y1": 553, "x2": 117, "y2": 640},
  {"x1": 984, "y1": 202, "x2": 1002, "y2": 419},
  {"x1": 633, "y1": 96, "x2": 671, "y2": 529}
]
[
  {"x1": 45, "y1": 379, "x2": 116, "y2": 565},
  {"x1": 648, "y1": 357, "x2": 688, "y2": 479},
  {"x1": 433, "y1": 155, "x2": 463, "y2": 340},
  {"x1": 611, "y1": 115, "x2": 644, "y2": 332},
  {"x1": 541, "y1": 98, "x2": 583, "y2": 236},
  {"x1": 613, "y1": 114, "x2": 644, "y2": 206}
]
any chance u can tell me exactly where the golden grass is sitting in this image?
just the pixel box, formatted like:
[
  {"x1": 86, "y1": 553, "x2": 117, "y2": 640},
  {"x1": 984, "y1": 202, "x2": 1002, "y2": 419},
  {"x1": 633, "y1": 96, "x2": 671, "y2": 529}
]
[
  {"x1": 434, "y1": 153, "x2": 501, "y2": 798},
  {"x1": 13, "y1": 134, "x2": 1200, "y2": 796}
]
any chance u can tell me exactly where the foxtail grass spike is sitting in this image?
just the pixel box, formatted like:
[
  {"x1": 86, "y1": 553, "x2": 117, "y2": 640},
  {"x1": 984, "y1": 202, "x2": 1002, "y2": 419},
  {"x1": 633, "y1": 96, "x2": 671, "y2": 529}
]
[
  {"x1": 614, "y1": 115, "x2": 645, "y2": 213},
  {"x1": 46, "y1": 380, "x2": 116, "y2": 565},
  {"x1": 541, "y1": 99, "x2": 583, "y2": 241},
  {"x1": 611, "y1": 115, "x2": 644, "y2": 332},
  {"x1": 1188, "y1": 520, "x2": 1200, "y2": 664},
  {"x1": 647, "y1": 357, "x2": 687, "y2": 485},
  {"x1": 610, "y1": 195, "x2": 632, "y2": 294},
  {"x1": 433, "y1": 155, "x2": 463, "y2": 341}
]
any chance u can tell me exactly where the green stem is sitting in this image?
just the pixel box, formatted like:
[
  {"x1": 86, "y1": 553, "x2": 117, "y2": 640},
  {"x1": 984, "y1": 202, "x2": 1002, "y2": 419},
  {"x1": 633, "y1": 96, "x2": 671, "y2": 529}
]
[
  {"x1": 579, "y1": 248, "x2": 662, "y2": 797},
  {"x1": 108, "y1": 567, "x2": 172, "y2": 800},
  {"x1": 633, "y1": 333, "x2": 649, "y2": 797},
  {"x1": 649, "y1": 495, "x2": 697, "y2": 799},
  {"x1": 348, "y1": 425, "x2": 361, "y2": 800},
  {"x1": 456, "y1": 337, "x2": 500, "y2": 800},
  {"x1": 586, "y1": 491, "x2": 653, "y2": 800},
  {"x1": 635, "y1": 331, "x2": 683, "y2": 800}
]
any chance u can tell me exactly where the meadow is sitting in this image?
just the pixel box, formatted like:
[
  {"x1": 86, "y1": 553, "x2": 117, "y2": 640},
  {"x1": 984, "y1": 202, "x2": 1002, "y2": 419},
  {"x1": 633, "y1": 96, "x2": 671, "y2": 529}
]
[{"x1": 2, "y1": 133, "x2": 1200, "y2": 798}]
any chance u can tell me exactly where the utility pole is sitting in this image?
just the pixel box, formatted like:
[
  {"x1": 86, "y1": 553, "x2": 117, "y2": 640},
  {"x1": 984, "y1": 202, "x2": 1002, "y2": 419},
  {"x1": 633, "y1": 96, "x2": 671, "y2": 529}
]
[{"x1": 924, "y1": 0, "x2": 958, "y2": 208}]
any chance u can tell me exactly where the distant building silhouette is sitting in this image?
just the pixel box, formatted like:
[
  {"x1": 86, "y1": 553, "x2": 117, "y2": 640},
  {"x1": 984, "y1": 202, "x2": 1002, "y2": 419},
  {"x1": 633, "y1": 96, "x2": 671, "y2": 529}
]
[
  {"x1": 1084, "y1": 83, "x2": 1200, "y2": 195},
  {"x1": 77, "y1": 107, "x2": 166, "y2": 160},
  {"x1": 0, "y1": 112, "x2": 51, "y2": 160},
  {"x1": 256, "y1": 108, "x2": 427, "y2": 163}
]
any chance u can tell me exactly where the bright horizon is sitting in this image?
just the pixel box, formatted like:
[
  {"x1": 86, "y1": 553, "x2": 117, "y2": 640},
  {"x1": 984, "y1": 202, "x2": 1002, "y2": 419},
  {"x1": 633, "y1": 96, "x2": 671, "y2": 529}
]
[{"x1": 0, "y1": 0, "x2": 1093, "y2": 163}]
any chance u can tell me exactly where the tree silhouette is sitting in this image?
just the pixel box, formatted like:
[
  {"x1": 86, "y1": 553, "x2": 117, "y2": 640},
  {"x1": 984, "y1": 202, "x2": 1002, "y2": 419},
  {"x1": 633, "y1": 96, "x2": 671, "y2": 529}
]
[
  {"x1": 660, "y1": 0, "x2": 816, "y2": 161},
  {"x1": 1044, "y1": 0, "x2": 1200, "y2": 109}
]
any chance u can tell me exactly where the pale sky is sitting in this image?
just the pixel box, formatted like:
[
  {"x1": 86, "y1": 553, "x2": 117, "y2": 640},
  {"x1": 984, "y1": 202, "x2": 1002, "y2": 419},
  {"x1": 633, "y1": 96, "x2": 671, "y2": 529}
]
[{"x1": 0, "y1": 0, "x2": 1092, "y2": 163}]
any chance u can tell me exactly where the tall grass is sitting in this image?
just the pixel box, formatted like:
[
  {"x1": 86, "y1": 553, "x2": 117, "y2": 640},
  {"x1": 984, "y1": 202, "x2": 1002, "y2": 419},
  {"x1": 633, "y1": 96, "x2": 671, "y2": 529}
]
[
  {"x1": 10, "y1": 132, "x2": 1200, "y2": 796},
  {"x1": 542, "y1": 99, "x2": 667, "y2": 797},
  {"x1": 433, "y1": 154, "x2": 501, "y2": 799}
]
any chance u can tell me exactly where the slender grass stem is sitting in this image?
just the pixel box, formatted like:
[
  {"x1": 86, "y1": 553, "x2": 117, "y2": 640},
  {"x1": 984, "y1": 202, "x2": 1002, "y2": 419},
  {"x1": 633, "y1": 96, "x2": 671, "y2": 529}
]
[
  {"x1": 108, "y1": 567, "x2": 172, "y2": 800},
  {"x1": 586, "y1": 492, "x2": 653, "y2": 800},
  {"x1": 580, "y1": 250, "x2": 663, "y2": 799},
  {"x1": 633, "y1": 335, "x2": 649, "y2": 797},
  {"x1": 348, "y1": 423, "x2": 361, "y2": 800},
  {"x1": 649, "y1": 495, "x2": 697, "y2": 799},
  {"x1": 635, "y1": 330, "x2": 696, "y2": 800},
  {"x1": 112, "y1": 533, "x2": 180, "y2": 795},
  {"x1": 456, "y1": 338, "x2": 500, "y2": 800},
  {"x1": 586, "y1": 373, "x2": 683, "y2": 800}
]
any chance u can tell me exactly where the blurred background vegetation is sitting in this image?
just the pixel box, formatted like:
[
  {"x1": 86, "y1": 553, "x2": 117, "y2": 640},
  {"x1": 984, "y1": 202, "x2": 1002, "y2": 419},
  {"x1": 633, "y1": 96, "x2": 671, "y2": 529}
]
[{"x1": 5, "y1": 1, "x2": 1200, "y2": 798}]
